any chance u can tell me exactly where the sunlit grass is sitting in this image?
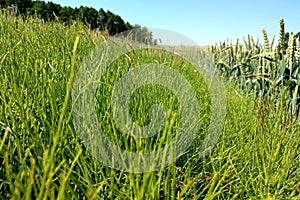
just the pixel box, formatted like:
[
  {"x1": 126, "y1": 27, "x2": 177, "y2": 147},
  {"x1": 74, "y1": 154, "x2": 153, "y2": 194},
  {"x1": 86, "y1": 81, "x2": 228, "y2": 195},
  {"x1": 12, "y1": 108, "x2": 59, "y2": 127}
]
[{"x1": 0, "y1": 11, "x2": 299, "y2": 199}]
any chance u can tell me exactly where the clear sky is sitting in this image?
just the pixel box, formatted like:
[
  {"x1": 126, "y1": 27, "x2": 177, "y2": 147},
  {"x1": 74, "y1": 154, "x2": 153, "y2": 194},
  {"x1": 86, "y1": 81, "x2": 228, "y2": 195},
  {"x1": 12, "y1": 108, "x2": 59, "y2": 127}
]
[{"x1": 47, "y1": 0, "x2": 300, "y2": 46}]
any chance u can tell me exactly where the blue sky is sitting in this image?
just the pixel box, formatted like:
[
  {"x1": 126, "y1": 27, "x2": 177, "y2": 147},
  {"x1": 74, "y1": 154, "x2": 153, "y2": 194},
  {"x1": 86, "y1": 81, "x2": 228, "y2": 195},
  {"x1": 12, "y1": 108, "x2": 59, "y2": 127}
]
[{"x1": 47, "y1": 0, "x2": 300, "y2": 46}]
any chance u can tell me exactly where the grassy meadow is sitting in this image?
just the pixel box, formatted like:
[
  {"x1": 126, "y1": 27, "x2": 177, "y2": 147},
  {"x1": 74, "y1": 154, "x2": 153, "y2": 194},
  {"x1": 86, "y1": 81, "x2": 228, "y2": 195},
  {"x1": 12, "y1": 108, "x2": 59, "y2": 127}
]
[{"x1": 0, "y1": 12, "x2": 300, "y2": 199}]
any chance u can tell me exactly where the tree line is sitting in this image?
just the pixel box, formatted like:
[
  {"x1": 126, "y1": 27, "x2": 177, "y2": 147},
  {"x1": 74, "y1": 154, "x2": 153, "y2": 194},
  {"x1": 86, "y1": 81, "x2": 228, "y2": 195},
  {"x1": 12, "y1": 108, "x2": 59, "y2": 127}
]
[{"x1": 0, "y1": 0, "x2": 154, "y2": 38}]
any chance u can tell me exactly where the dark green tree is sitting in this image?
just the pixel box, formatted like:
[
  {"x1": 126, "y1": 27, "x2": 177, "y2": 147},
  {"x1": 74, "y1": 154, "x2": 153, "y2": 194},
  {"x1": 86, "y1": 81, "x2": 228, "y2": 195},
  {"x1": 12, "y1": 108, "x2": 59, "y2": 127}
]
[
  {"x1": 0, "y1": 0, "x2": 32, "y2": 14},
  {"x1": 27, "y1": 1, "x2": 50, "y2": 20},
  {"x1": 46, "y1": 1, "x2": 61, "y2": 20},
  {"x1": 97, "y1": 8, "x2": 108, "y2": 30},
  {"x1": 106, "y1": 11, "x2": 127, "y2": 35},
  {"x1": 0, "y1": 0, "x2": 155, "y2": 40},
  {"x1": 59, "y1": 6, "x2": 77, "y2": 23},
  {"x1": 78, "y1": 6, "x2": 98, "y2": 29}
]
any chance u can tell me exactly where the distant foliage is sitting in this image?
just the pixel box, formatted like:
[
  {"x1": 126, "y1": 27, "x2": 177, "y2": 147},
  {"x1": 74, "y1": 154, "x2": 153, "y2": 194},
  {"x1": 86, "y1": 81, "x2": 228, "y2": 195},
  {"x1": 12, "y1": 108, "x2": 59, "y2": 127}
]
[{"x1": 0, "y1": 0, "x2": 154, "y2": 40}]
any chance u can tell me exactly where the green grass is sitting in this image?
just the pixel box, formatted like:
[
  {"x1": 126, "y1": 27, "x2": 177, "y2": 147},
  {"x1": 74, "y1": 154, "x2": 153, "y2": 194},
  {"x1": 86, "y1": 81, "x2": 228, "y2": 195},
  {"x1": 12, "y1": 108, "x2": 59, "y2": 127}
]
[
  {"x1": 93, "y1": 48, "x2": 210, "y2": 153},
  {"x1": 0, "y1": 12, "x2": 300, "y2": 199}
]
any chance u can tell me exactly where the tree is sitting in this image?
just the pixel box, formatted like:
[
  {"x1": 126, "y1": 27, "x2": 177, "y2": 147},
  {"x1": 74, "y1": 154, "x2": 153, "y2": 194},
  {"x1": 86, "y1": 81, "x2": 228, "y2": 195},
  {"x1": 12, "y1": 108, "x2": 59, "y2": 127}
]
[
  {"x1": 130, "y1": 25, "x2": 156, "y2": 45},
  {"x1": 59, "y1": 6, "x2": 76, "y2": 23},
  {"x1": 46, "y1": 2, "x2": 61, "y2": 20},
  {"x1": 78, "y1": 6, "x2": 98, "y2": 29},
  {"x1": 28, "y1": 1, "x2": 51, "y2": 20},
  {"x1": 0, "y1": 0, "x2": 155, "y2": 39},
  {"x1": 107, "y1": 11, "x2": 127, "y2": 35},
  {"x1": 0, "y1": 0, "x2": 32, "y2": 14}
]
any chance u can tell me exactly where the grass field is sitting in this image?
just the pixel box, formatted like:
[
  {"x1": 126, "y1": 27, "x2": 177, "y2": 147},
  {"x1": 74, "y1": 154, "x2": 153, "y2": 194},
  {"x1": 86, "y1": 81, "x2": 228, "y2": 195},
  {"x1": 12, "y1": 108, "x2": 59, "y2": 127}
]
[{"x1": 0, "y1": 12, "x2": 300, "y2": 199}]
